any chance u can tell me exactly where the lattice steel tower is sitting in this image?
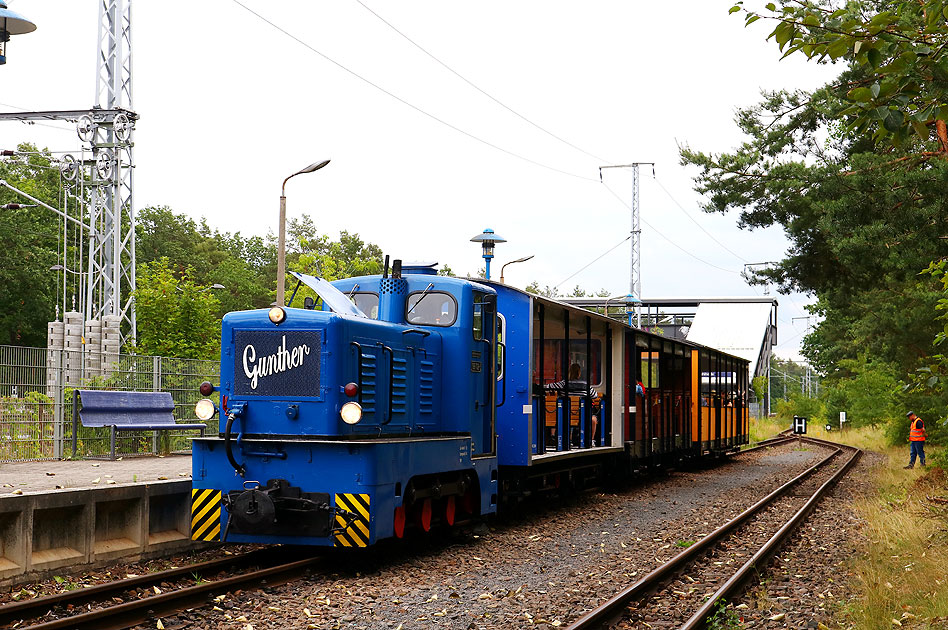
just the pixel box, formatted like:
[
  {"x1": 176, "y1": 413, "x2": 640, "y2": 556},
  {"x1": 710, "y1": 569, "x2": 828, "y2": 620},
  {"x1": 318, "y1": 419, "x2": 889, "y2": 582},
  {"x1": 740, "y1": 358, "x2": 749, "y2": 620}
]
[
  {"x1": 0, "y1": 1, "x2": 138, "y2": 344},
  {"x1": 89, "y1": 0, "x2": 136, "y2": 342},
  {"x1": 599, "y1": 162, "x2": 653, "y2": 328}
]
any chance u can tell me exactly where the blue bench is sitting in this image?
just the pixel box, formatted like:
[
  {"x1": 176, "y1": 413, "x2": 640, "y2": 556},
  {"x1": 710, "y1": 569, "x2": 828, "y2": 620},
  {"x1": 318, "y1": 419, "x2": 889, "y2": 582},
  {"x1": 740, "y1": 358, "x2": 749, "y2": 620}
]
[{"x1": 73, "y1": 390, "x2": 207, "y2": 460}]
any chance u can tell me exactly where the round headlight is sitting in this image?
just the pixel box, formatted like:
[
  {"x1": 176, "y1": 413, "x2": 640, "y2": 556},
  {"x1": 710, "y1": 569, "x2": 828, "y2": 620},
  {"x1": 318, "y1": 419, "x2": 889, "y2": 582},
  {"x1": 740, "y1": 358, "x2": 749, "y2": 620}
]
[
  {"x1": 268, "y1": 306, "x2": 286, "y2": 324},
  {"x1": 340, "y1": 401, "x2": 363, "y2": 425},
  {"x1": 195, "y1": 398, "x2": 216, "y2": 421}
]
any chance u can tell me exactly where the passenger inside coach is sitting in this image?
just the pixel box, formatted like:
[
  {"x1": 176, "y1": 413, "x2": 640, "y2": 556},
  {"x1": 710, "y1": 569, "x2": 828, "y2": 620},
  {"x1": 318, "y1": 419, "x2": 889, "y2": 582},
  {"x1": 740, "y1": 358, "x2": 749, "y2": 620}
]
[{"x1": 545, "y1": 363, "x2": 601, "y2": 446}]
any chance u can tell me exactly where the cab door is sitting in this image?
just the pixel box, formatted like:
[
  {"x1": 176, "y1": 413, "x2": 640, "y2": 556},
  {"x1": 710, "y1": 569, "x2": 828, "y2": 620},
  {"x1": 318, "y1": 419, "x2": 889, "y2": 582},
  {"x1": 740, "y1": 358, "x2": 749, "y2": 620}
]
[{"x1": 472, "y1": 291, "x2": 497, "y2": 457}]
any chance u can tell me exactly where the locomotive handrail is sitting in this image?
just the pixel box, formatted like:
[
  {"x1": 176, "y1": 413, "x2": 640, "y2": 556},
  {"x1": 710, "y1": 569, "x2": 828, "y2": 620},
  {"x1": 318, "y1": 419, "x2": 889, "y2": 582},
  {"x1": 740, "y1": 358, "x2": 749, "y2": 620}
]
[
  {"x1": 350, "y1": 341, "x2": 364, "y2": 404},
  {"x1": 496, "y1": 342, "x2": 506, "y2": 408},
  {"x1": 402, "y1": 328, "x2": 431, "y2": 337},
  {"x1": 224, "y1": 411, "x2": 246, "y2": 477},
  {"x1": 381, "y1": 344, "x2": 394, "y2": 424}
]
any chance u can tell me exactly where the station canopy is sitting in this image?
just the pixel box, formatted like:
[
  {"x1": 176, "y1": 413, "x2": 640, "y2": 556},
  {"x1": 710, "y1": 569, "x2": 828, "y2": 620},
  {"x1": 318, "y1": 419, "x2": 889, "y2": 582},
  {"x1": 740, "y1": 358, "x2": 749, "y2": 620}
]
[{"x1": 685, "y1": 301, "x2": 775, "y2": 378}]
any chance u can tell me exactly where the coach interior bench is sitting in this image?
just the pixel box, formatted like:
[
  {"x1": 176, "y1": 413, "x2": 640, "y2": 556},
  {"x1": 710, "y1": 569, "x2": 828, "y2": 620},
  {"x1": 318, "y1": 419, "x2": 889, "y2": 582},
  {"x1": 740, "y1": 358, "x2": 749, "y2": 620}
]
[{"x1": 73, "y1": 390, "x2": 206, "y2": 460}]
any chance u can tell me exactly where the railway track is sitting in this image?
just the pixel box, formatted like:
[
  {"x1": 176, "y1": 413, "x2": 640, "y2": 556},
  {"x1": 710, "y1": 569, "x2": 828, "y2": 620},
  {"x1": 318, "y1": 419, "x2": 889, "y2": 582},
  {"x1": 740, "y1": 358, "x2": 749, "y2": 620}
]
[
  {"x1": 0, "y1": 432, "x2": 833, "y2": 630},
  {"x1": 566, "y1": 436, "x2": 860, "y2": 630},
  {"x1": 0, "y1": 546, "x2": 323, "y2": 630}
]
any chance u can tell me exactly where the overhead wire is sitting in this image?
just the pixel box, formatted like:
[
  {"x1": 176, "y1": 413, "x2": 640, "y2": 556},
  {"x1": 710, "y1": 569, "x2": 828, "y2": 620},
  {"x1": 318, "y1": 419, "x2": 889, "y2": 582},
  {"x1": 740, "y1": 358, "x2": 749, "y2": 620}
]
[
  {"x1": 601, "y1": 182, "x2": 742, "y2": 276},
  {"x1": 352, "y1": 0, "x2": 613, "y2": 165},
  {"x1": 0, "y1": 102, "x2": 77, "y2": 133},
  {"x1": 229, "y1": 0, "x2": 598, "y2": 182},
  {"x1": 554, "y1": 234, "x2": 632, "y2": 289},
  {"x1": 651, "y1": 176, "x2": 749, "y2": 264}
]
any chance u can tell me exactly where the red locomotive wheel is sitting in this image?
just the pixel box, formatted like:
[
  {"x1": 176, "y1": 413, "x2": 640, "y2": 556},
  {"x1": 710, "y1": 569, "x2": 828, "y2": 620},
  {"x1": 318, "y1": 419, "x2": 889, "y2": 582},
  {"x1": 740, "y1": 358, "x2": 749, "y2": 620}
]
[
  {"x1": 420, "y1": 498, "x2": 432, "y2": 532},
  {"x1": 445, "y1": 495, "x2": 456, "y2": 526},
  {"x1": 393, "y1": 505, "x2": 406, "y2": 538}
]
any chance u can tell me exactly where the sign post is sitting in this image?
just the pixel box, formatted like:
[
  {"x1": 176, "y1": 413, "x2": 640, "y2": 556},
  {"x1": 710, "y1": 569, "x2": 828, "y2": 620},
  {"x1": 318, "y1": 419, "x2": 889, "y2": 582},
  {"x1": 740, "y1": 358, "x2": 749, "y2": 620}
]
[{"x1": 793, "y1": 415, "x2": 807, "y2": 435}]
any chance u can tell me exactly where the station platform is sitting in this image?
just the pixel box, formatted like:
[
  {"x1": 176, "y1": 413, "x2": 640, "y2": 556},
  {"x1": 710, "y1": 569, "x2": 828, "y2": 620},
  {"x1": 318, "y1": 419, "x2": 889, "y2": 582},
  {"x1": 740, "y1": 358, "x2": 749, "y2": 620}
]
[{"x1": 0, "y1": 455, "x2": 201, "y2": 586}]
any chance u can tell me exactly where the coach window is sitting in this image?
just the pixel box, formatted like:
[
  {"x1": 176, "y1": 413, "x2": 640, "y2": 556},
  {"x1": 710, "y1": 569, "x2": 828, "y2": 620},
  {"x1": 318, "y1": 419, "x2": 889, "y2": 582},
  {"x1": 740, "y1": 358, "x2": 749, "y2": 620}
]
[
  {"x1": 406, "y1": 291, "x2": 457, "y2": 326},
  {"x1": 348, "y1": 292, "x2": 379, "y2": 319}
]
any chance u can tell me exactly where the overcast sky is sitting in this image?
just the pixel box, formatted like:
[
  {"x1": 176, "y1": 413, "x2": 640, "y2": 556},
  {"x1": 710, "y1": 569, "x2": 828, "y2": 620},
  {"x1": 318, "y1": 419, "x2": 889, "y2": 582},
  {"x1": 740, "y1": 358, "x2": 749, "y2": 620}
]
[{"x1": 1, "y1": 1, "x2": 841, "y2": 360}]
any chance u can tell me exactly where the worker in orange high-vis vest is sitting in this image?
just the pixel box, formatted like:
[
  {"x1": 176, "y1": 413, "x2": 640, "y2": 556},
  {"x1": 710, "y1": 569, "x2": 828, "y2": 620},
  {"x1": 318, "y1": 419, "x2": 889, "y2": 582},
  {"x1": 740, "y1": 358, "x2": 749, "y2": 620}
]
[{"x1": 904, "y1": 411, "x2": 927, "y2": 469}]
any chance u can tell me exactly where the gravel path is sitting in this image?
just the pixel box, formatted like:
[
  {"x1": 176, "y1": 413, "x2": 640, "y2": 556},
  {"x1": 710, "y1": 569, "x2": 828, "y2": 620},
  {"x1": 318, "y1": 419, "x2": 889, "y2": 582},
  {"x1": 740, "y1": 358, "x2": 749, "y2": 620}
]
[{"x1": 141, "y1": 442, "x2": 832, "y2": 630}]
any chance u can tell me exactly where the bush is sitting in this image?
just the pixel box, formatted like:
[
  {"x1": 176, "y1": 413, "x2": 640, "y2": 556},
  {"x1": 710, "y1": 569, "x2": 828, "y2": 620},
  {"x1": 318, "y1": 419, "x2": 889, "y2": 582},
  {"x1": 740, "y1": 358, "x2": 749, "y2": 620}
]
[{"x1": 774, "y1": 391, "x2": 825, "y2": 425}]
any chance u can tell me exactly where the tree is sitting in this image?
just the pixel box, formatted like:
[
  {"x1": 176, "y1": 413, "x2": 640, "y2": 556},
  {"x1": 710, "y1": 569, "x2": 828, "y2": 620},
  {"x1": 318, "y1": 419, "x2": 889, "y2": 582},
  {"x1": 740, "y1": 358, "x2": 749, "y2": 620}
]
[
  {"x1": 287, "y1": 215, "x2": 383, "y2": 283},
  {"x1": 820, "y1": 354, "x2": 903, "y2": 427},
  {"x1": 131, "y1": 258, "x2": 221, "y2": 359},
  {"x1": 0, "y1": 144, "x2": 63, "y2": 347},
  {"x1": 731, "y1": 0, "x2": 948, "y2": 151},
  {"x1": 680, "y1": 65, "x2": 948, "y2": 377},
  {"x1": 687, "y1": 0, "x2": 948, "y2": 444},
  {"x1": 136, "y1": 205, "x2": 275, "y2": 315}
]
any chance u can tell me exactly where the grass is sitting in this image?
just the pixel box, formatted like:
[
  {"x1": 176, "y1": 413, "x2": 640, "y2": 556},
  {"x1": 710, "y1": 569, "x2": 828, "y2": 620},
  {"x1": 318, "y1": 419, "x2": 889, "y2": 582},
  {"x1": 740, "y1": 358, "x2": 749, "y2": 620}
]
[
  {"x1": 839, "y1": 450, "x2": 948, "y2": 629},
  {"x1": 748, "y1": 415, "x2": 888, "y2": 452}
]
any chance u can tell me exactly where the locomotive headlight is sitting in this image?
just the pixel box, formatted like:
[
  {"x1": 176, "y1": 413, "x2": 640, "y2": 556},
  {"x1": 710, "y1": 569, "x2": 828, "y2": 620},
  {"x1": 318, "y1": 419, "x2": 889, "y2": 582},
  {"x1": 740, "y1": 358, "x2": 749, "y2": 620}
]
[
  {"x1": 340, "y1": 401, "x2": 363, "y2": 425},
  {"x1": 195, "y1": 398, "x2": 217, "y2": 420},
  {"x1": 268, "y1": 306, "x2": 286, "y2": 324}
]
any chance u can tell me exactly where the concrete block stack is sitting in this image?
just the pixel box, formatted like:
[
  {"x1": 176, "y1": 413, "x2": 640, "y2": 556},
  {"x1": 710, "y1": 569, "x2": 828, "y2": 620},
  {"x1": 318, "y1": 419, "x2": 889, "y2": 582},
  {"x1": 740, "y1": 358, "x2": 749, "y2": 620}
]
[
  {"x1": 84, "y1": 319, "x2": 101, "y2": 377},
  {"x1": 101, "y1": 315, "x2": 122, "y2": 376},
  {"x1": 45, "y1": 321, "x2": 64, "y2": 394},
  {"x1": 62, "y1": 311, "x2": 84, "y2": 386},
  {"x1": 46, "y1": 314, "x2": 124, "y2": 391}
]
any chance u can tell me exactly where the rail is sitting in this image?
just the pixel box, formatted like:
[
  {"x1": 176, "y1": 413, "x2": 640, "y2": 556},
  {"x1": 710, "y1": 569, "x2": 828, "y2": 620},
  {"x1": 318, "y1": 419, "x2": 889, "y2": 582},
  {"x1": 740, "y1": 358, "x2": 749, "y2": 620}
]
[
  {"x1": 0, "y1": 547, "x2": 322, "y2": 630},
  {"x1": 566, "y1": 437, "x2": 861, "y2": 630}
]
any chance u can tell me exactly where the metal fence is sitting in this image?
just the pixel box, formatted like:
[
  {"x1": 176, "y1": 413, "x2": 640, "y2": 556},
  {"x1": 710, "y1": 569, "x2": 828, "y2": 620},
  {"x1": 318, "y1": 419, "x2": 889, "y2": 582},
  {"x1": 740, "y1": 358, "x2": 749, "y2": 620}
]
[{"x1": 0, "y1": 344, "x2": 219, "y2": 462}]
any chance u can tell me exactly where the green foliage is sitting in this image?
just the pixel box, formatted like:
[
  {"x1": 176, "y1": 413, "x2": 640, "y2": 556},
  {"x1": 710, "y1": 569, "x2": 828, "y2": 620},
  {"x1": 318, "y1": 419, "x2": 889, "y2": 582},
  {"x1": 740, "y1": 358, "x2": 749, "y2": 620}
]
[
  {"x1": 775, "y1": 390, "x2": 825, "y2": 423},
  {"x1": 290, "y1": 215, "x2": 383, "y2": 283},
  {"x1": 524, "y1": 282, "x2": 611, "y2": 299},
  {"x1": 706, "y1": 600, "x2": 744, "y2": 630},
  {"x1": 928, "y1": 447, "x2": 948, "y2": 470},
  {"x1": 731, "y1": 0, "x2": 948, "y2": 148},
  {"x1": 820, "y1": 354, "x2": 904, "y2": 428},
  {"x1": 0, "y1": 391, "x2": 55, "y2": 460},
  {"x1": 131, "y1": 258, "x2": 221, "y2": 359},
  {"x1": 525, "y1": 281, "x2": 559, "y2": 298},
  {"x1": 0, "y1": 144, "x2": 63, "y2": 347},
  {"x1": 136, "y1": 205, "x2": 274, "y2": 316},
  {"x1": 751, "y1": 375, "x2": 767, "y2": 410}
]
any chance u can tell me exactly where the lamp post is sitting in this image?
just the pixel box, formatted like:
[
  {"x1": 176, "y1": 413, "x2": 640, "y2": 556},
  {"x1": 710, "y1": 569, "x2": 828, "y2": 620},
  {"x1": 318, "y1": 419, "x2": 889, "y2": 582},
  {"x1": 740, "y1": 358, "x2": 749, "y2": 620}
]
[
  {"x1": 470, "y1": 229, "x2": 506, "y2": 280},
  {"x1": 176, "y1": 283, "x2": 225, "y2": 293},
  {"x1": 0, "y1": 1, "x2": 37, "y2": 66},
  {"x1": 278, "y1": 160, "x2": 330, "y2": 306},
  {"x1": 499, "y1": 255, "x2": 534, "y2": 284},
  {"x1": 603, "y1": 293, "x2": 641, "y2": 326}
]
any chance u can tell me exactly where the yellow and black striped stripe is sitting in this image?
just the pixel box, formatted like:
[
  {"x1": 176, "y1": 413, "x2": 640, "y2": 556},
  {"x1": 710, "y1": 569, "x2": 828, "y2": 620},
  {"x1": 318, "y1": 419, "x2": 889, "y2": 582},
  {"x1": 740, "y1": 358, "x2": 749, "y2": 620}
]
[
  {"x1": 333, "y1": 493, "x2": 370, "y2": 547},
  {"x1": 191, "y1": 489, "x2": 222, "y2": 541}
]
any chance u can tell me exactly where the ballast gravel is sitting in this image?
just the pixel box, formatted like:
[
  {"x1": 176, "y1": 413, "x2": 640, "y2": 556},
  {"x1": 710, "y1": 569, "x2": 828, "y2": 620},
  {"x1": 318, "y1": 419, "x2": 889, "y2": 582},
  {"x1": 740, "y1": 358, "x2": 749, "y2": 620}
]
[{"x1": 145, "y1": 441, "x2": 846, "y2": 630}]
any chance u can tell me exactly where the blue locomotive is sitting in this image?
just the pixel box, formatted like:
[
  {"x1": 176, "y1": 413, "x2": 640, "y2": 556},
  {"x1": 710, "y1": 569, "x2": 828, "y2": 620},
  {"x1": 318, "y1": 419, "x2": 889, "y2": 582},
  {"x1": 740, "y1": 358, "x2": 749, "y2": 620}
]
[{"x1": 190, "y1": 261, "x2": 750, "y2": 547}]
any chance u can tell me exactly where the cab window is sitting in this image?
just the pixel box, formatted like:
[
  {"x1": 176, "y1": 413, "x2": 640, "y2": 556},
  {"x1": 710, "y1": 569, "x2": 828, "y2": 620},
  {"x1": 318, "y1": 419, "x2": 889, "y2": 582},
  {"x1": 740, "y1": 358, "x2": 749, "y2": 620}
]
[
  {"x1": 406, "y1": 291, "x2": 457, "y2": 326},
  {"x1": 348, "y1": 292, "x2": 379, "y2": 319}
]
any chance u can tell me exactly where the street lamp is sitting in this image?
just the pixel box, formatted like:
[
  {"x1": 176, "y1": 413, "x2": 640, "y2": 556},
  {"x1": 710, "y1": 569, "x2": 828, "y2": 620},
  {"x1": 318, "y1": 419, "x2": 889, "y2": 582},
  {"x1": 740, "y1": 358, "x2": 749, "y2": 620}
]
[
  {"x1": 176, "y1": 283, "x2": 225, "y2": 293},
  {"x1": 0, "y1": 1, "x2": 37, "y2": 66},
  {"x1": 499, "y1": 255, "x2": 534, "y2": 284},
  {"x1": 603, "y1": 293, "x2": 641, "y2": 326},
  {"x1": 49, "y1": 264, "x2": 82, "y2": 275},
  {"x1": 278, "y1": 160, "x2": 330, "y2": 306},
  {"x1": 470, "y1": 228, "x2": 506, "y2": 280}
]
